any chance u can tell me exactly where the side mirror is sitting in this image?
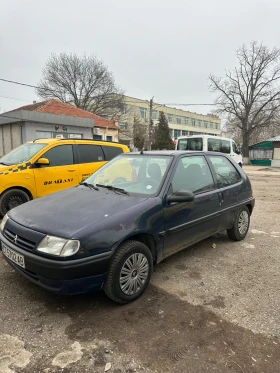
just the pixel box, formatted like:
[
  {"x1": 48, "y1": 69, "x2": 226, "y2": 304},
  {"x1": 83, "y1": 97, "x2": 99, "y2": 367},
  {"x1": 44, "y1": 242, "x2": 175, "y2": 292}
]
[
  {"x1": 235, "y1": 150, "x2": 241, "y2": 155},
  {"x1": 36, "y1": 158, "x2": 50, "y2": 166},
  {"x1": 167, "y1": 189, "x2": 195, "y2": 203}
]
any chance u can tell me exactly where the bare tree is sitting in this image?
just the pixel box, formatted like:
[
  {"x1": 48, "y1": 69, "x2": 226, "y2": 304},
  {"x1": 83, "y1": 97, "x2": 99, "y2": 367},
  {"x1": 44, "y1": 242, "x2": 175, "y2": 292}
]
[
  {"x1": 210, "y1": 42, "x2": 280, "y2": 163},
  {"x1": 37, "y1": 53, "x2": 124, "y2": 118}
]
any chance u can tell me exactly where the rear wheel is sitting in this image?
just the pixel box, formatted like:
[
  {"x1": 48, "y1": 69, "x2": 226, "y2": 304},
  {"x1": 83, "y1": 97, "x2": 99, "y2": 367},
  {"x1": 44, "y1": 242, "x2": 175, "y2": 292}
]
[
  {"x1": 103, "y1": 240, "x2": 153, "y2": 304},
  {"x1": 0, "y1": 189, "x2": 30, "y2": 216},
  {"x1": 227, "y1": 206, "x2": 250, "y2": 241}
]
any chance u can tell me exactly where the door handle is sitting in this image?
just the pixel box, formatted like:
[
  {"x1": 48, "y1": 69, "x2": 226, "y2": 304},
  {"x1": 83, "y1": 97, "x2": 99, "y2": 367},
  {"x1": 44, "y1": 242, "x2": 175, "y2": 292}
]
[
  {"x1": 218, "y1": 192, "x2": 224, "y2": 206},
  {"x1": 68, "y1": 170, "x2": 75, "y2": 172}
]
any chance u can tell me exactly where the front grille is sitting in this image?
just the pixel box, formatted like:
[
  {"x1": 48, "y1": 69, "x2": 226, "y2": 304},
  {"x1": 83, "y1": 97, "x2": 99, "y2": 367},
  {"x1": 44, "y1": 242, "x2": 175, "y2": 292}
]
[{"x1": 4, "y1": 228, "x2": 36, "y2": 251}]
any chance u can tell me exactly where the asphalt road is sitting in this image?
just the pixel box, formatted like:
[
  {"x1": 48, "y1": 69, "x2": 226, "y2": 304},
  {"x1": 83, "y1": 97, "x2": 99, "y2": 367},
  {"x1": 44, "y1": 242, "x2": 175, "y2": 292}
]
[{"x1": 0, "y1": 165, "x2": 279, "y2": 373}]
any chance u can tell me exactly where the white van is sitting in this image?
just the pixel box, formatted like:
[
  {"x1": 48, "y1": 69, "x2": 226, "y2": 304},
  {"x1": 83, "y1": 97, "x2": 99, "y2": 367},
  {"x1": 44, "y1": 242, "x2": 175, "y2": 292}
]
[{"x1": 176, "y1": 135, "x2": 243, "y2": 166}]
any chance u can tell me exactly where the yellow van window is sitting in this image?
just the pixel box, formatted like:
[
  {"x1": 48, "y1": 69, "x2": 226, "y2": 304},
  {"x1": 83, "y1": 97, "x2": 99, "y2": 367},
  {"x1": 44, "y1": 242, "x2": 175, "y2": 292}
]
[{"x1": 42, "y1": 145, "x2": 74, "y2": 166}]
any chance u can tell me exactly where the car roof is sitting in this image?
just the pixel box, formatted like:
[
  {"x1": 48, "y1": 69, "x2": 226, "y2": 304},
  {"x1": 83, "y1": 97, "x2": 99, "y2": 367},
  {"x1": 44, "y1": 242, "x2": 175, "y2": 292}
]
[{"x1": 125, "y1": 150, "x2": 229, "y2": 157}]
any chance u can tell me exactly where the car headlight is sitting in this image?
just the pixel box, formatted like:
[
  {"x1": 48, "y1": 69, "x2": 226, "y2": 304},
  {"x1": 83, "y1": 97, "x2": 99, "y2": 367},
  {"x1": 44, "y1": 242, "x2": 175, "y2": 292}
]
[
  {"x1": 37, "y1": 235, "x2": 80, "y2": 257},
  {"x1": 0, "y1": 215, "x2": 9, "y2": 232}
]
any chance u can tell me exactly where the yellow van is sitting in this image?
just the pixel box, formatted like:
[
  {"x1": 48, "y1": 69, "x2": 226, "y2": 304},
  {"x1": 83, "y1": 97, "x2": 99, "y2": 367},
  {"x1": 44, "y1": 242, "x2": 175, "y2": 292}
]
[{"x1": 0, "y1": 138, "x2": 129, "y2": 215}]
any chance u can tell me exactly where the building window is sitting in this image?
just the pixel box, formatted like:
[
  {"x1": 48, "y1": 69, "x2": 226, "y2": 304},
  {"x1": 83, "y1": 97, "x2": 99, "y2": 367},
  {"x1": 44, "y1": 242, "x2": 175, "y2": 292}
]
[
  {"x1": 198, "y1": 120, "x2": 202, "y2": 127},
  {"x1": 210, "y1": 122, "x2": 213, "y2": 128},
  {"x1": 140, "y1": 107, "x2": 147, "y2": 119},
  {"x1": 119, "y1": 122, "x2": 127, "y2": 130},
  {"x1": 174, "y1": 129, "x2": 181, "y2": 139},
  {"x1": 168, "y1": 114, "x2": 173, "y2": 123},
  {"x1": 169, "y1": 129, "x2": 173, "y2": 137},
  {"x1": 182, "y1": 130, "x2": 188, "y2": 136},
  {"x1": 176, "y1": 116, "x2": 181, "y2": 124},
  {"x1": 192, "y1": 119, "x2": 196, "y2": 127},
  {"x1": 93, "y1": 135, "x2": 102, "y2": 140},
  {"x1": 152, "y1": 110, "x2": 158, "y2": 120},
  {"x1": 106, "y1": 136, "x2": 113, "y2": 141},
  {"x1": 36, "y1": 131, "x2": 52, "y2": 139},
  {"x1": 216, "y1": 124, "x2": 219, "y2": 130},
  {"x1": 184, "y1": 117, "x2": 188, "y2": 125},
  {"x1": 204, "y1": 121, "x2": 208, "y2": 128}
]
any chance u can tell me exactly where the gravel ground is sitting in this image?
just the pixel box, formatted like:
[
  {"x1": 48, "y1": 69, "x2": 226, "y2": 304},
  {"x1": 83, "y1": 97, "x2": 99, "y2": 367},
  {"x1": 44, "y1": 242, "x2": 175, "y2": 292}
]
[{"x1": 0, "y1": 165, "x2": 279, "y2": 373}]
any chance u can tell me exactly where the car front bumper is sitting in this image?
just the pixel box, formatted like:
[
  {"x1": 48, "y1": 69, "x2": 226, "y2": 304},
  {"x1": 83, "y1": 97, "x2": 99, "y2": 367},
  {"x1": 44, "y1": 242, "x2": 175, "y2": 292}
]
[{"x1": 0, "y1": 233, "x2": 112, "y2": 295}]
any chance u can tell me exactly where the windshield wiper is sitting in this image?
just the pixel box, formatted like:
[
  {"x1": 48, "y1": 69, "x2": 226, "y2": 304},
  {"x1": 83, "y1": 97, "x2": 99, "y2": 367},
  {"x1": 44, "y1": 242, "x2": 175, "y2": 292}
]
[
  {"x1": 80, "y1": 182, "x2": 99, "y2": 191},
  {"x1": 0, "y1": 162, "x2": 8, "y2": 166},
  {"x1": 96, "y1": 184, "x2": 130, "y2": 195}
]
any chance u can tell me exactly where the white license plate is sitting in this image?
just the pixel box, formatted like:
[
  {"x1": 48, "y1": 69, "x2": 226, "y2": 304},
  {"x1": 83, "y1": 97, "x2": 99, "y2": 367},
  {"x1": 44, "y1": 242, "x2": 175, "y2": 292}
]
[{"x1": 2, "y1": 242, "x2": 25, "y2": 268}]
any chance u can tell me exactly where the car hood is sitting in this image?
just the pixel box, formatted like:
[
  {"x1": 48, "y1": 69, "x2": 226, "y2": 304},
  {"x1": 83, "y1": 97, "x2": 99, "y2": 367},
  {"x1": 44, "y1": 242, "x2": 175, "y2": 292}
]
[{"x1": 9, "y1": 186, "x2": 148, "y2": 238}]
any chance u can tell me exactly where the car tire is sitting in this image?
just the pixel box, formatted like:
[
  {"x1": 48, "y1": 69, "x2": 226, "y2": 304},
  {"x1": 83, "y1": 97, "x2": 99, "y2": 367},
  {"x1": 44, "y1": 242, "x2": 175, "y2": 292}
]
[
  {"x1": 0, "y1": 189, "x2": 30, "y2": 216},
  {"x1": 103, "y1": 240, "x2": 153, "y2": 304},
  {"x1": 227, "y1": 206, "x2": 250, "y2": 241}
]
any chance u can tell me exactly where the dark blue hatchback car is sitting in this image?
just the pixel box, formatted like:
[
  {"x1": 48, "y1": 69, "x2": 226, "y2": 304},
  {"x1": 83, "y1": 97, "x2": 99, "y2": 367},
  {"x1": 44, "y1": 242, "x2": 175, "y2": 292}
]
[{"x1": 0, "y1": 151, "x2": 255, "y2": 303}]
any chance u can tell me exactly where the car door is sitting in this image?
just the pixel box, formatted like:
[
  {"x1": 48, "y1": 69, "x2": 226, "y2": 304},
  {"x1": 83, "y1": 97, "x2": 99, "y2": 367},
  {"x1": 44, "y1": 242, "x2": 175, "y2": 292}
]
[
  {"x1": 207, "y1": 154, "x2": 243, "y2": 230},
  {"x1": 75, "y1": 143, "x2": 107, "y2": 182},
  {"x1": 34, "y1": 144, "x2": 79, "y2": 197},
  {"x1": 162, "y1": 155, "x2": 221, "y2": 259}
]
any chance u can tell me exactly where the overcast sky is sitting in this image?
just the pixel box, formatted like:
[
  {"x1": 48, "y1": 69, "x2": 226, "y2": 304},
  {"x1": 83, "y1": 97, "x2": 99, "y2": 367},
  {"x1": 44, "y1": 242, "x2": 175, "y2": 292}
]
[{"x1": 1, "y1": 0, "x2": 280, "y2": 116}]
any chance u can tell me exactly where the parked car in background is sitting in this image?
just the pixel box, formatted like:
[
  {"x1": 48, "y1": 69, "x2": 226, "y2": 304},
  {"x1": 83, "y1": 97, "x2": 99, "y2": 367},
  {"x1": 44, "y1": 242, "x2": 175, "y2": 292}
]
[
  {"x1": 0, "y1": 138, "x2": 129, "y2": 216},
  {"x1": 176, "y1": 135, "x2": 243, "y2": 167},
  {"x1": 0, "y1": 151, "x2": 254, "y2": 304}
]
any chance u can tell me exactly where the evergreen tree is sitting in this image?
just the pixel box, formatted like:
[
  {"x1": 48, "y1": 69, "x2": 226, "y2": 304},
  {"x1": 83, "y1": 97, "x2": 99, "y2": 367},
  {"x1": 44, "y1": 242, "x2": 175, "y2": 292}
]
[{"x1": 153, "y1": 111, "x2": 174, "y2": 150}]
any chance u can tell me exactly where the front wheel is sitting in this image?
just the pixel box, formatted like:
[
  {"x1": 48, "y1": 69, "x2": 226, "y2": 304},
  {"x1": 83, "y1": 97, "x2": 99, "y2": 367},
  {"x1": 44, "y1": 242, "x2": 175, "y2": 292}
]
[
  {"x1": 0, "y1": 189, "x2": 30, "y2": 216},
  {"x1": 103, "y1": 240, "x2": 153, "y2": 304},
  {"x1": 227, "y1": 206, "x2": 250, "y2": 241}
]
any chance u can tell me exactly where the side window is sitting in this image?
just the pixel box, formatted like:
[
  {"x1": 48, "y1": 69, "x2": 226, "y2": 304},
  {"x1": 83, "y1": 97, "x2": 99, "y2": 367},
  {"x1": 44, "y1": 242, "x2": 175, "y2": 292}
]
[
  {"x1": 208, "y1": 138, "x2": 220, "y2": 152},
  {"x1": 77, "y1": 145, "x2": 104, "y2": 163},
  {"x1": 102, "y1": 146, "x2": 123, "y2": 161},
  {"x1": 42, "y1": 145, "x2": 74, "y2": 166},
  {"x1": 209, "y1": 156, "x2": 241, "y2": 187},
  {"x1": 220, "y1": 140, "x2": 230, "y2": 154},
  {"x1": 171, "y1": 156, "x2": 215, "y2": 194}
]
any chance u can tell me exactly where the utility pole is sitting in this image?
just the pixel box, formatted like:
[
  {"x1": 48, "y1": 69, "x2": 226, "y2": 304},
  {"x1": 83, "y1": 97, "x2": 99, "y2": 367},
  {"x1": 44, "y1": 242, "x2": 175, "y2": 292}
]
[{"x1": 148, "y1": 97, "x2": 153, "y2": 150}]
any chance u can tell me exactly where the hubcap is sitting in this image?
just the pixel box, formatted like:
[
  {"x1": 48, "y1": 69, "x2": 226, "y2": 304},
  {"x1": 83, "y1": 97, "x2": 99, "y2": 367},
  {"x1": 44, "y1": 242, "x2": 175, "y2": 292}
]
[
  {"x1": 238, "y1": 210, "x2": 249, "y2": 235},
  {"x1": 119, "y1": 253, "x2": 149, "y2": 295},
  {"x1": 6, "y1": 196, "x2": 24, "y2": 210}
]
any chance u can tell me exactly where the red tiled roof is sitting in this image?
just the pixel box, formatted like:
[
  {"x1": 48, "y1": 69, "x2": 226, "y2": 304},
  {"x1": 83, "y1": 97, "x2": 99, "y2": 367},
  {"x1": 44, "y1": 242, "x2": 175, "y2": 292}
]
[{"x1": 15, "y1": 99, "x2": 117, "y2": 129}]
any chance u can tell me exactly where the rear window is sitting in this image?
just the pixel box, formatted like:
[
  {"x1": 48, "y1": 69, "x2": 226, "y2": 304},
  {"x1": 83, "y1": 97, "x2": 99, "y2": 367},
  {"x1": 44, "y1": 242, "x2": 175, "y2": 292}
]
[
  {"x1": 77, "y1": 144, "x2": 105, "y2": 163},
  {"x1": 102, "y1": 145, "x2": 123, "y2": 161}
]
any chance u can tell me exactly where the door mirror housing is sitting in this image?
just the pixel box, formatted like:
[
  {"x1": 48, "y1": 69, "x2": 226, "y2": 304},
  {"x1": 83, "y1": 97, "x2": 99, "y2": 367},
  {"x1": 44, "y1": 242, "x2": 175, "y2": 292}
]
[
  {"x1": 167, "y1": 189, "x2": 195, "y2": 203},
  {"x1": 36, "y1": 158, "x2": 50, "y2": 166}
]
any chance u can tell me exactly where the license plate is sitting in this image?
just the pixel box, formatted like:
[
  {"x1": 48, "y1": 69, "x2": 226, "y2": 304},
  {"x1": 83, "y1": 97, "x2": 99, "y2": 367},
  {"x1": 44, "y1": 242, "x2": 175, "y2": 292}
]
[{"x1": 2, "y1": 242, "x2": 25, "y2": 268}]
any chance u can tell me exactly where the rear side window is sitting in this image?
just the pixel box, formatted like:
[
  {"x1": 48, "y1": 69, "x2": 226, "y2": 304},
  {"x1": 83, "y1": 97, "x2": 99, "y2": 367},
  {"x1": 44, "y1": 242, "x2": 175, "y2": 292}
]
[
  {"x1": 42, "y1": 145, "x2": 74, "y2": 166},
  {"x1": 209, "y1": 156, "x2": 241, "y2": 187},
  {"x1": 77, "y1": 145, "x2": 104, "y2": 163},
  {"x1": 102, "y1": 145, "x2": 123, "y2": 161},
  {"x1": 220, "y1": 140, "x2": 230, "y2": 154},
  {"x1": 208, "y1": 138, "x2": 220, "y2": 152}
]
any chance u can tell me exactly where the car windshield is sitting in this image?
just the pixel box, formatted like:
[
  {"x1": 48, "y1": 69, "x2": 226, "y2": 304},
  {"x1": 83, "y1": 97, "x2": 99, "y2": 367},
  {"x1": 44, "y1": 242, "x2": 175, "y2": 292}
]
[
  {"x1": 0, "y1": 143, "x2": 47, "y2": 165},
  {"x1": 86, "y1": 154, "x2": 173, "y2": 196},
  {"x1": 177, "y1": 137, "x2": 203, "y2": 151}
]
